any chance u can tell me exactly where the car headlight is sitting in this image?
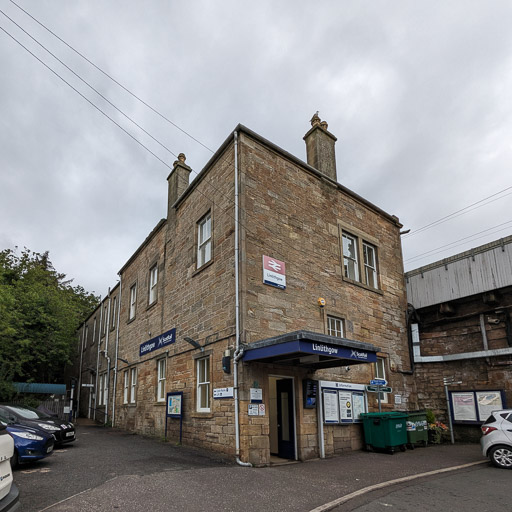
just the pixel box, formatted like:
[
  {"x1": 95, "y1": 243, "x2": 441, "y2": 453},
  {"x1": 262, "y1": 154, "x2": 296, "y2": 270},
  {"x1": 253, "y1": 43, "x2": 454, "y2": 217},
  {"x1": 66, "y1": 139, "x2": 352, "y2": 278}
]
[
  {"x1": 37, "y1": 423, "x2": 60, "y2": 432},
  {"x1": 11, "y1": 431, "x2": 44, "y2": 441}
]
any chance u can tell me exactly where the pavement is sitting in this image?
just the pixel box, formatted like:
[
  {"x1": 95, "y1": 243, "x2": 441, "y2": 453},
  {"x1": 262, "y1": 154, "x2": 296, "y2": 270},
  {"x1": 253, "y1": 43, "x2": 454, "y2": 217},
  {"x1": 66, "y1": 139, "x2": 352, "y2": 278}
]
[{"x1": 22, "y1": 420, "x2": 489, "y2": 512}]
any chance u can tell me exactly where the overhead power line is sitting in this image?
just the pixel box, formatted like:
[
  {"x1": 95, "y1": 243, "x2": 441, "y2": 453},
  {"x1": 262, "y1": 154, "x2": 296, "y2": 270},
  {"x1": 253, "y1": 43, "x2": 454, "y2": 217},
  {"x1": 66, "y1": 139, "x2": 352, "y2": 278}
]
[
  {"x1": 404, "y1": 219, "x2": 512, "y2": 265},
  {"x1": 8, "y1": 0, "x2": 214, "y2": 153},
  {"x1": 402, "y1": 186, "x2": 512, "y2": 239}
]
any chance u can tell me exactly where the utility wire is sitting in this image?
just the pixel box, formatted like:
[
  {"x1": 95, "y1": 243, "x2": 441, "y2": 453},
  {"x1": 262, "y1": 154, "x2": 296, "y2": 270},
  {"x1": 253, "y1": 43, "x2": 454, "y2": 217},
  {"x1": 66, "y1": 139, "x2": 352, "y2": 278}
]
[
  {"x1": 404, "y1": 219, "x2": 512, "y2": 264},
  {"x1": 8, "y1": 0, "x2": 214, "y2": 153},
  {"x1": 402, "y1": 186, "x2": 512, "y2": 239},
  {"x1": 0, "y1": 22, "x2": 349, "y2": 300}
]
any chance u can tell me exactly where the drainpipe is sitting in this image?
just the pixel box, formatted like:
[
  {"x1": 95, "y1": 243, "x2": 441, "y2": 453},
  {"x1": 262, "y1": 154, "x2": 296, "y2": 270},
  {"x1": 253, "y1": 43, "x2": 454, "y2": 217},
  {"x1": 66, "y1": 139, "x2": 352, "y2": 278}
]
[
  {"x1": 104, "y1": 290, "x2": 112, "y2": 423},
  {"x1": 233, "y1": 130, "x2": 252, "y2": 467},
  {"x1": 94, "y1": 296, "x2": 103, "y2": 421},
  {"x1": 76, "y1": 323, "x2": 86, "y2": 420},
  {"x1": 112, "y1": 275, "x2": 122, "y2": 426}
]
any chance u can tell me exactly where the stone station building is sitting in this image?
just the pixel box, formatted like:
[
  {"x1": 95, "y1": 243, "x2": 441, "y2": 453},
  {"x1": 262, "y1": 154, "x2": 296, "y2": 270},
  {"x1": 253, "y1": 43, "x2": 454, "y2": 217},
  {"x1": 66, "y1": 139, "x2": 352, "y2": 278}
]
[{"x1": 77, "y1": 116, "x2": 416, "y2": 465}]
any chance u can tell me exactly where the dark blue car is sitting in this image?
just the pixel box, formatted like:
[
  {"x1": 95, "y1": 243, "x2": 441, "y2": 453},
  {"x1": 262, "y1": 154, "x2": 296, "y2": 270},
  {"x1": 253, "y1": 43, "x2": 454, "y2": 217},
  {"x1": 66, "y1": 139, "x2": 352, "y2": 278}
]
[{"x1": 0, "y1": 413, "x2": 54, "y2": 468}]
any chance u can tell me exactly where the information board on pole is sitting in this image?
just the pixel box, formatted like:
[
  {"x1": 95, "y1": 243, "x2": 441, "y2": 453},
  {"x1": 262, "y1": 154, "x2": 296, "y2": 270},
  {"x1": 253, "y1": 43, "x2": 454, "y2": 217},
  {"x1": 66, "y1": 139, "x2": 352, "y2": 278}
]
[
  {"x1": 165, "y1": 391, "x2": 184, "y2": 443},
  {"x1": 449, "y1": 390, "x2": 505, "y2": 424}
]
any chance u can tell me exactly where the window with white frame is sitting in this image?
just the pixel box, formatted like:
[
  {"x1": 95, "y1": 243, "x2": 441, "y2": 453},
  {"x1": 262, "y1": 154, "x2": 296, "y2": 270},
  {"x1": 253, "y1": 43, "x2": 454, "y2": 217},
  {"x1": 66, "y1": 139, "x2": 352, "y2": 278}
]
[
  {"x1": 84, "y1": 326, "x2": 88, "y2": 350},
  {"x1": 363, "y1": 242, "x2": 378, "y2": 289},
  {"x1": 342, "y1": 233, "x2": 359, "y2": 281},
  {"x1": 327, "y1": 316, "x2": 344, "y2": 338},
  {"x1": 374, "y1": 357, "x2": 388, "y2": 403},
  {"x1": 99, "y1": 373, "x2": 108, "y2": 406},
  {"x1": 157, "y1": 358, "x2": 166, "y2": 402},
  {"x1": 111, "y1": 296, "x2": 117, "y2": 329},
  {"x1": 123, "y1": 368, "x2": 137, "y2": 404},
  {"x1": 197, "y1": 212, "x2": 212, "y2": 268},
  {"x1": 129, "y1": 284, "x2": 137, "y2": 320},
  {"x1": 123, "y1": 370, "x2": 129, "y2": 404},
  {"x1": 130, "y1": 367, "x2": 137, "y2": 404},
  {"x1": 149, "y1": 265, "x2": 158, "y2": 305},
  {"x1": 196, "y1": 356, "x2": 210, "y2": 412},
  {"x1": 341, "y1": 230, "x2": 379, "y2": 289}
]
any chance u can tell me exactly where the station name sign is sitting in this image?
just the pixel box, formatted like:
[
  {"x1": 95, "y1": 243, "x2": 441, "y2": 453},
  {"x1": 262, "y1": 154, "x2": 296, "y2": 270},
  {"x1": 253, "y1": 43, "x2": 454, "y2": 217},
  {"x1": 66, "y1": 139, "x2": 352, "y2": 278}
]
[
  {"x1": 140, "y1": 328, "x2": 176, "y2": 357},
  {"x1": 310, "y1": 343, "x2": 375, "y2": 362},
  {"x1": 262, "y1": 255, "x2": 286, "y2": 289}
]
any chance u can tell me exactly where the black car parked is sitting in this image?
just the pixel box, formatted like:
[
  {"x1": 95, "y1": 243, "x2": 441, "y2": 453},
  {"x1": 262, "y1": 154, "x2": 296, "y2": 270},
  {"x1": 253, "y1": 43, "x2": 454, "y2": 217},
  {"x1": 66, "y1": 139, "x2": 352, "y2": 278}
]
[{"x1": 0, "y1": 405, "x2": 75, "y2": 446}]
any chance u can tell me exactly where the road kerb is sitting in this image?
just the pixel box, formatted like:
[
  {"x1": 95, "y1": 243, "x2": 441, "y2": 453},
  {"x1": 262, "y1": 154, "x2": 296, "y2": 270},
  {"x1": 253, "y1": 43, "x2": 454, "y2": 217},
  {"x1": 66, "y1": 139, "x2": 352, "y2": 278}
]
[{"x1": 309, "y1": 460, "x2": 488, "y2": 512}]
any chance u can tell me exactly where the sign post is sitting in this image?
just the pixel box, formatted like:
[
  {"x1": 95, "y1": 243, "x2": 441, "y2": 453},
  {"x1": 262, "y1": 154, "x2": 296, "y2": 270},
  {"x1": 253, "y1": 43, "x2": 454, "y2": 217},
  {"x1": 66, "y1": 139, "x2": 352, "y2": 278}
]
[
  {"x1": 367, "y1": 380, "x2": 390, "y2": 413},
  {"x1": 165, "y1": 391, "x2": 184, "y2": 444}
]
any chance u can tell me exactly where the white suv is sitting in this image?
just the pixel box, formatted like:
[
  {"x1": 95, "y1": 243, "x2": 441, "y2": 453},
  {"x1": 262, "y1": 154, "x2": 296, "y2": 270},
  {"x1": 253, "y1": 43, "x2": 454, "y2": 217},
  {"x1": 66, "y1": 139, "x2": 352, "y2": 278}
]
[
  {"x1": 0, "y1": 424, "x2": 19, "y2": 511},
  {"x1": 481, "y1": 409, "x2": 512, "y2": 469}
]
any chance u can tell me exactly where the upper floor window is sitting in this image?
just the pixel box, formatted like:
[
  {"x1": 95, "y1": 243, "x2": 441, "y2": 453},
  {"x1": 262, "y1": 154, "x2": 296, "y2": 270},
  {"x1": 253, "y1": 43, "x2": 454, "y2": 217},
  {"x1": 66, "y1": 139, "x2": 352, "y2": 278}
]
[
  {"x1": 197, "y1": 212, "x2": 212, "y2": 268},
  {"x1": 92, "y1": 317, "x2": 97, "y2": 345},
  {"x1": 342, "y1": 233, "x2": 359, "y2": 281},
  {"x1": 149, "y1": 265, "x2": 158, "y2": 305},
  {"x1": 103, "y1": 304, "x2": 108, "y2": 334},
  {"x1": 341, "y1": 231, "x2": 379, "y2": 289},
  {"x1": 363, "y1": 242, "x2": 377, "y2": 289},
  {"x1": 111, "y1": 296, "x2": 117, "y2": 329},
  {"x1": 83, "y1": 325, "x2": 88, "y2": 350},
  {"x1": 196, "y1": 356, "x2": 211, "y2": 412},
  {"x1": 327, "y1": 316, "x2": 344, "y2": 338},
  {"x1": 129, "y1": 284, "x2": 137, "y2": 320}
]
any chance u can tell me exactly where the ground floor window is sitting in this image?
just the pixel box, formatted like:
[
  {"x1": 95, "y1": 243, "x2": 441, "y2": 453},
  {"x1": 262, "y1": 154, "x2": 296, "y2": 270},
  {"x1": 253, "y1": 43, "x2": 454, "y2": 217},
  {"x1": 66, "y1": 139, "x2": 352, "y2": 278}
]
[
  {"x1": 157, "y1": 358, "x2": 166, "y2": 402},
  {"x1": 196, "y1": 356, "x2": 210, "y2": 412}
]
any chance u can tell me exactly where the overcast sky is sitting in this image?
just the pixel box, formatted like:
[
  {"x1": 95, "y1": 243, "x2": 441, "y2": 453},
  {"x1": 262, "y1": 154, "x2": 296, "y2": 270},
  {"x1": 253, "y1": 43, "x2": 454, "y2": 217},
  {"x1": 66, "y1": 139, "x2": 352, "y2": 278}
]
[{"x1": 1, "y1": 1, "x2": 511, "y2": 295}]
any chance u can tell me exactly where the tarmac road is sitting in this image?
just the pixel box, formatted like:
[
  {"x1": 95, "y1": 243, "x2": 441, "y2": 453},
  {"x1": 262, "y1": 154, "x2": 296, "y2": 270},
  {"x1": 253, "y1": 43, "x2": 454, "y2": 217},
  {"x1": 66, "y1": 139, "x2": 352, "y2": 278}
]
[{"x1": 13, "y1": 420, "x2": 492, "y2": 512}]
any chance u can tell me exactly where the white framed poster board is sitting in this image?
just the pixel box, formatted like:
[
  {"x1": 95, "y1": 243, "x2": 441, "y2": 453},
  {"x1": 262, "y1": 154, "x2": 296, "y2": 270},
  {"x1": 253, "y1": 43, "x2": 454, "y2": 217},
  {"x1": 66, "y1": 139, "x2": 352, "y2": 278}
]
[
  {"x1": 323, "y1": 390, "x2": 339, "y2": 423},
  {"x1": 476, "y1": 391, "x2": 503, "y2": 420},
  {"x1": 452, "y1": 392, "x2": 477, "y2": 422},
  {"x1": 352, "y1": 392, "x2": 365, "y2": 421}
]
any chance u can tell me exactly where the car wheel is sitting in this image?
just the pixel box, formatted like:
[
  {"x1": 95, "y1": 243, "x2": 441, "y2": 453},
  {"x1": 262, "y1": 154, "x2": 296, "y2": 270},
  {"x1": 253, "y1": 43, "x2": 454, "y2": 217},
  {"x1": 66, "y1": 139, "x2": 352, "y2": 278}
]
[
  {"x1": 489, "y1": 445, "x2": 512, "y2": 469},
  {"x1": 10, "y1": 450, "x2": 18, "y2": 469}
]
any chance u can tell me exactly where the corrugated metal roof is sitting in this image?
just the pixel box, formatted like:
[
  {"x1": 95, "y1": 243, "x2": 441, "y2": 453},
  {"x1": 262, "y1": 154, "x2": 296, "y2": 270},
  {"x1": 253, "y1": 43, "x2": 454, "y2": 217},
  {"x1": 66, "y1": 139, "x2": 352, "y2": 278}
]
[{"x1": 405, "y1": 235, "x2": 512, "y2": 309}]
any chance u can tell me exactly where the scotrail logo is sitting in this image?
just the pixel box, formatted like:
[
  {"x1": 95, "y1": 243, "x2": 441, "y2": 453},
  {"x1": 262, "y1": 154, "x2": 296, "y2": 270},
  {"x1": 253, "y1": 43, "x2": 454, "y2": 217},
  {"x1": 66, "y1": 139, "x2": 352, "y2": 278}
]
[{"x1": 351, "y1": 350, "x2": 368, "y2": 360}]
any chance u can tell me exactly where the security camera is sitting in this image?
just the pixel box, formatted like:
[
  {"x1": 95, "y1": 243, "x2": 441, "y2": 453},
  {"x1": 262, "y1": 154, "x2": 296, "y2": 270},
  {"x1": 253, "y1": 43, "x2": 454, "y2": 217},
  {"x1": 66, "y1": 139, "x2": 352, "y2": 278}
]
[
  {"x1": 345, "y1": 366, "x2": 350, "y2": 372},
  {"x1": 487, "y1": 317, "x2": 500, "y2": 325}
]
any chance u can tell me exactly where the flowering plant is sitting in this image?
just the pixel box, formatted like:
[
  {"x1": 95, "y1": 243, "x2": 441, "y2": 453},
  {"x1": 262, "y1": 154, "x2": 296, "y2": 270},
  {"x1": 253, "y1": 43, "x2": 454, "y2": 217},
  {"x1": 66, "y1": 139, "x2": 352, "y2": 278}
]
[{"x1": 428, "y1": 421, "x2": 448, "y2": 444}]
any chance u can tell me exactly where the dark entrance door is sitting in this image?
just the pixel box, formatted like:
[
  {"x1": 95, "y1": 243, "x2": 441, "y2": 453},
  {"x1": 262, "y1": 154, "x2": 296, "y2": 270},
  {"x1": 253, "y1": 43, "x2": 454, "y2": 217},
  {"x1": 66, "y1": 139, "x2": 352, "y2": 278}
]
[{"x1": 276, "y1": 378, "x2": 295, "y2": 459}]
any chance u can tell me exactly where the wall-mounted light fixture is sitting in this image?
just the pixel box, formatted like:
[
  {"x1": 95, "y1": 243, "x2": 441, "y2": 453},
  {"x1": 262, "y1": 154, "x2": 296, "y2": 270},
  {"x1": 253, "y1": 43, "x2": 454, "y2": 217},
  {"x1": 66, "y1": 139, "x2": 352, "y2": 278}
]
[{"x1": 184, "y1": 337, "x2": 204, "y2": 352}]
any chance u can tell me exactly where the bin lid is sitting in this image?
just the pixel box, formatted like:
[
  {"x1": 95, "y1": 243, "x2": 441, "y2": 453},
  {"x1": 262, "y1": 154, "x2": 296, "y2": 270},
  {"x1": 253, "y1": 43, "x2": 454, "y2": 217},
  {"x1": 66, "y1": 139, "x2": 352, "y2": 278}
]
[{"x1": 360, "y1": 412, "x2": 408, "y2": 419}]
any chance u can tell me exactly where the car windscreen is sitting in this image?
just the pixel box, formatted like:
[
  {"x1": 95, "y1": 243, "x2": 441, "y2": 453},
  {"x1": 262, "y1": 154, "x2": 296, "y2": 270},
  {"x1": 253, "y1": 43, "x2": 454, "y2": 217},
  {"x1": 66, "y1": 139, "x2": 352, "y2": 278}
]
[{"x1": 3, "y1": 405, "x2": 47, "y2": 420}]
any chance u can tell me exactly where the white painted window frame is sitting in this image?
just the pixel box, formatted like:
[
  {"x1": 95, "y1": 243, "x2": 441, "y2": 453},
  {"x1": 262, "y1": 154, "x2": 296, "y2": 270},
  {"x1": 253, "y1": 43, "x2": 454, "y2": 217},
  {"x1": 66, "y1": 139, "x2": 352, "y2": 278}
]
[
  {"x1": 327, "y1": 316, "x2": 344, "y2": 338},
  {"x1": 130, "y1": 367, "x2": 137, "y2": 404},
  {"x1": 197, "y1": 212, "x2": 212, "y2": 268},
  {"x1": 129, "y1": 284, "x2": 137, "y2": 320},
  {"x1": 157, "y1": 358, "x2": 166, "y2": 402},
  {"x1": 196, "y1": 356, "x2": 211, "y2": 412},
  {"x1": 149, "y1": 265, "x2": 158, "y2": 305}
]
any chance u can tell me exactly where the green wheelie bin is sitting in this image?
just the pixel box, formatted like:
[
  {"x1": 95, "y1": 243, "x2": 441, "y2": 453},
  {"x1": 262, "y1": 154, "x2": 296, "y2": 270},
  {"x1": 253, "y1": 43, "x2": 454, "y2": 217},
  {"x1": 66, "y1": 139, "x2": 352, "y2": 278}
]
[
  {"x1": 406, "y1": 410, "x2": 428, "y2": 448},
  {"x1": 360, "y1": 412, "x2": 408, "y2": 453}
]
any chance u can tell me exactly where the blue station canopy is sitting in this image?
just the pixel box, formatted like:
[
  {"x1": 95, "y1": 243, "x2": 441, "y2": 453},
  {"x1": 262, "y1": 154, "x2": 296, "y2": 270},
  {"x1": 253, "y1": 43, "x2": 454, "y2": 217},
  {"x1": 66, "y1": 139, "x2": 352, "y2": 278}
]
[{"x1": 242, "y1": 330, "x2": 379, "y2": 369}]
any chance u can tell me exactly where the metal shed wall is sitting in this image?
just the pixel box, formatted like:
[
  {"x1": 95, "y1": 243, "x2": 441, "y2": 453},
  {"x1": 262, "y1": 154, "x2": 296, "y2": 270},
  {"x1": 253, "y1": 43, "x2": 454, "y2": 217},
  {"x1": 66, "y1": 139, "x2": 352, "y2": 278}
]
[{"x1": 405, "y1": 236, "x2": 512, "y2": 309}]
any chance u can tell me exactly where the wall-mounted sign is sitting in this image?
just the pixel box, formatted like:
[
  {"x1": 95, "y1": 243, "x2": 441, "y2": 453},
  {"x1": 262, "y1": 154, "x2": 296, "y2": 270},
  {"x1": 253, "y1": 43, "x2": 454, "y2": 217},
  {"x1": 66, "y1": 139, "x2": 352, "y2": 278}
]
[
  {"x1": 320, "y1": 381, "x2": 367, "y2": 424},
  {"x1": 250, "y1": 388, "x2": 263, "y2": 403},
  {"x1": 140, "y1": 328, "x2": 176, "y2": 357},
  {"x1": 213, "y1": 387, "x2": 234, "y2": 399},
  {"x1": 248, "y1": 404, "x2": 259, "y2": 416},
  {"x1": 263, "y1": 255, "x2": 286, "y2": 289},
  {"x1": 303, "y1": 379, "x2": 318, "y2": 409},
  {"x1": 258, "y1": 404, "x2": 266, "y2": 416},
  {"x1": 452, "y1": 392, "x2": 477, "y2": 422}
]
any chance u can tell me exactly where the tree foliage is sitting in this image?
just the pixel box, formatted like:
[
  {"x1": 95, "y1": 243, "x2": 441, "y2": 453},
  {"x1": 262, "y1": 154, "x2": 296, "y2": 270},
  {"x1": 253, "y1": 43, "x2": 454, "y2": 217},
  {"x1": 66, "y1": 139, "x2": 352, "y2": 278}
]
[{"x1": 0, "y1": 248, "x2": 99, "y2": 399}]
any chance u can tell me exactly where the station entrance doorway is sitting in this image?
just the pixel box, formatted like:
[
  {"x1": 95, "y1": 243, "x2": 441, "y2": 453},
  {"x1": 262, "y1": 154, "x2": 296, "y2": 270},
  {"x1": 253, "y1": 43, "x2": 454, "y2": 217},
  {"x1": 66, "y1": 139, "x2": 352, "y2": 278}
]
[{"x1": 269, "y1": 376, "x2": 296, "y2": 460}]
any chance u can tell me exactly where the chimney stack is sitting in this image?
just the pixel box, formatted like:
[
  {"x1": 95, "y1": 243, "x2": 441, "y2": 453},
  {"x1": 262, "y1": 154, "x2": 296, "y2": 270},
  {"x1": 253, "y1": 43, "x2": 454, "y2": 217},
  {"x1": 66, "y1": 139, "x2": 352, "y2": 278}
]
[
  {"x1": 303, "y1": 113, "x2": 337, "y2": 181},
  {"x1": 167, "y1": 153, "x2": 191, "y2": 219}
]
